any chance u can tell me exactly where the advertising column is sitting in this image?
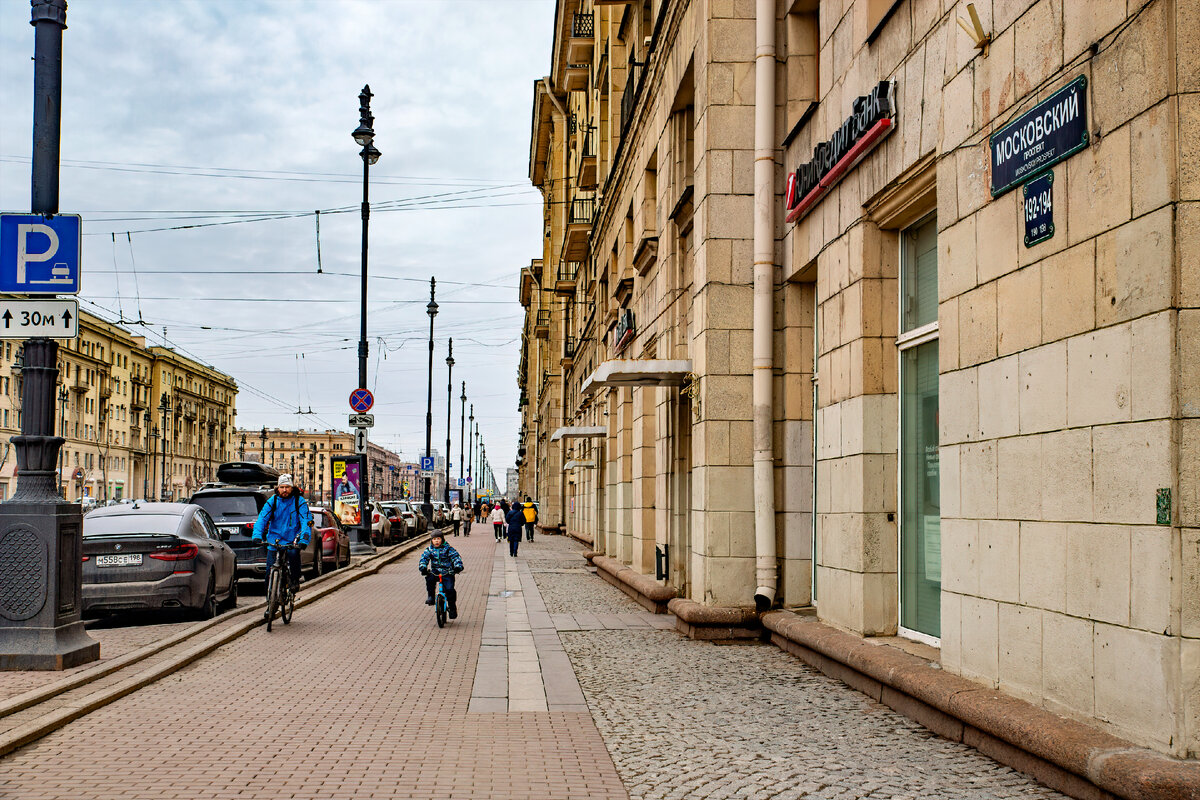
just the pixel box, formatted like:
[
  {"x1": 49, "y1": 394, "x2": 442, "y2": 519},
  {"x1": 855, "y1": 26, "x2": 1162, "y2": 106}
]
[{"x1": 332, "y1": 454, "x2": 372, "y2": 554}]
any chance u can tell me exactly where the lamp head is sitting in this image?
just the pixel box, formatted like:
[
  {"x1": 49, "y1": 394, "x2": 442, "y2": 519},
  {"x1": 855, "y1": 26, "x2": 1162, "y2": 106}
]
[
  {"x1": 362, "y1": 142, "x2": 381, "y2": 165},
  {"x1": 426, "y1": 300, "x2": 439, "y2": 318}
]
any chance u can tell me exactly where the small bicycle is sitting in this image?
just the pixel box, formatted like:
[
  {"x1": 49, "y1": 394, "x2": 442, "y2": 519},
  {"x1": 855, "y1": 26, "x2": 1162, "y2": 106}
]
[
  {"x1": 265, "y1": 543, "x2": 298, "y2": 632},
  {"x1": 432, "y1": 572, "x2": 449, "y2": 628}
]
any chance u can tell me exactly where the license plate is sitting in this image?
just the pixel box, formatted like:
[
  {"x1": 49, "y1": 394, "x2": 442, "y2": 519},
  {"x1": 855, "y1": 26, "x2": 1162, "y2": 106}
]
[
  {"x1": 220, "y1": 527, "x2": 239, "y2": 536},
  {"x1": 96, "y1": 553, "x2": 143, "y2": 567}
]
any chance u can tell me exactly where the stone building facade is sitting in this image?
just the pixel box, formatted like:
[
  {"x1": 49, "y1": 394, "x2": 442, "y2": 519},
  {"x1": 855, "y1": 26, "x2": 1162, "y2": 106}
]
[
  {"x1": 0, "y1": 311, "x2": 238, "y2": 502},
  {"x1": 236, "y1": 427, "x2": 404, "y2": 505},
  {"x1": 519, "y1": 0, "x2": 1198, "y2": 761}
]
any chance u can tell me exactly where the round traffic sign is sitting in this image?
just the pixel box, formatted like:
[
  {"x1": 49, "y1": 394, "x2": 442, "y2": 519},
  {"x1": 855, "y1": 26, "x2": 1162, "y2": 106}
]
[{"x1": 349, "y1": 388, "x2": 374, "y2": 413}]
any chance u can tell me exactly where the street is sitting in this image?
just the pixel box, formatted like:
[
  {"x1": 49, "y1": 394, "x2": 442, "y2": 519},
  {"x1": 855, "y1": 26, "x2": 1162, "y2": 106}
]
[{"x1": 0, "y1": 534, "x2": 1065, "y2": 800}]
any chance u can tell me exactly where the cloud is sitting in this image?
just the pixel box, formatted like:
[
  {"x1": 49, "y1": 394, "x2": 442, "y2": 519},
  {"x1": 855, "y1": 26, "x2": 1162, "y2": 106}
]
[{"x1": 0, "y1": 0, "x2": 551, "y2": 475}]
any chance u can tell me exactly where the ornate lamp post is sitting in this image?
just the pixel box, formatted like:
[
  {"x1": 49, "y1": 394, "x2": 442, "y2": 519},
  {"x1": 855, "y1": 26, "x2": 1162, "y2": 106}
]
[
  {"x1": 467, "y1": 404, "x2": 474, "y2": 500},
  {"x1": 458, "y1": 383, "x2": 466, "y2": 497},
  {"x1": 158, "y1": 393, "x2": 171, "y2": 501},
  {"x1": 259, "y1": 426, "x2": 267, "y2": 462},
  {"x1": 443, "y1": 339, "x2": 454, "y2": 506},
  {"x1": 56, "y1": 384, "x2": 67, "y2": 496},
  {"x1": 421, "y1": 278, "x2": 437, "y2": 523},
  {"x1": 142, "y1": 410, "x2": 151, "y2": 500},
  {"x1": 239, "y1": 433, "x2": 246, "y2": 461}
]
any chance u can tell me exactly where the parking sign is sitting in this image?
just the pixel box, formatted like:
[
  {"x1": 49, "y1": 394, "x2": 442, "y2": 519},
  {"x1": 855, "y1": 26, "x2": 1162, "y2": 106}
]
[
  {"x1": 420, "y1": 455, "x2": 434, "y2": 471},
  {"x1": 0, "y1": 213, "x2": 82, "y2": 294}
]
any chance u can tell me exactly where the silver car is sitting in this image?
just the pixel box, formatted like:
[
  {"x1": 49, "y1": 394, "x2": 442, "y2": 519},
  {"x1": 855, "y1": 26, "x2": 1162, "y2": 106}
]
[{"x1": 82, "y1": 502, "x2": 238, "y2": 619}]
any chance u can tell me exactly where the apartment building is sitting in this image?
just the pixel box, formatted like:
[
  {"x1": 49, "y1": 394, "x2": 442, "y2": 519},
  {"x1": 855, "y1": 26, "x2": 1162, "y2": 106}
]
[
  {"x1": 0, "y1": 311, "x2": 237, "y2": 502},
  {"x1": 518, "y1": 0, "x2": 1197, "y2": 764},
  {"x1": 236, "y1": 427, "x2": 404, "y2": 505}
]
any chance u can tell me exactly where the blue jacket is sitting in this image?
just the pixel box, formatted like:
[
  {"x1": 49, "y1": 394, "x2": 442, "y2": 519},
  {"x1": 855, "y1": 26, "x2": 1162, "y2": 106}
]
[
  {"x1": 252, "y1": 492, "x2": 312, "y2": 547},
  {"x1": 419, "y1": 542, "x2": 464, "y2": 576}
]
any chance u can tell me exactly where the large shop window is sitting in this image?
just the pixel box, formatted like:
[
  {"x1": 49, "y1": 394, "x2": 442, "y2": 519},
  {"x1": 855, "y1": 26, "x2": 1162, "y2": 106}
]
[{"x1": 898, "y1": 213, "x2": 940, "y2": 641}]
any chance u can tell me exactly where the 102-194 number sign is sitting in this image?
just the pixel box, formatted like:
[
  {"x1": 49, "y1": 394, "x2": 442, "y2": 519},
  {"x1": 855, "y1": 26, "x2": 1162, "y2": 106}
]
[{"x1": 1022, "y1": 171, "x2": 1054, "y2": 247}]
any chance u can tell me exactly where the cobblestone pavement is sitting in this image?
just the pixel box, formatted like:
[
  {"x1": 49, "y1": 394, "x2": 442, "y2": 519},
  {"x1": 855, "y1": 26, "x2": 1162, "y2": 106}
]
[
  {"x1": 0, "y1": 534, "x2": 626, "y2": 800},
  {"x1": 528, "y1": 536, "x2": 1066, "y2": 800}
]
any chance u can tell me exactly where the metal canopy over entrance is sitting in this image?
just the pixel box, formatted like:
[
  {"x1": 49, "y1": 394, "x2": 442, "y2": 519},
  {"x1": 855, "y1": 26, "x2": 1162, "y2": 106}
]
[
  {"x1": 549, "y1": 425, "x2": 606, "y2": 442},
  {"x1": 580, "y1": 359, "x2": 693, "y2": 395}
]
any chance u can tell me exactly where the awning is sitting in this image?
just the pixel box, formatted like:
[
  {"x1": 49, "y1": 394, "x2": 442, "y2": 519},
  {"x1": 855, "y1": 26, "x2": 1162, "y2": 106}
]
[
  {"x1": 550, "y1": 425, "x2": 606, "y2": 442},
  {"x1": 563, "y1": 460, "x2": 596, "y2": 470},
  {"x1": 581, "y1": 359, "x2": 693, "y2": 395}
]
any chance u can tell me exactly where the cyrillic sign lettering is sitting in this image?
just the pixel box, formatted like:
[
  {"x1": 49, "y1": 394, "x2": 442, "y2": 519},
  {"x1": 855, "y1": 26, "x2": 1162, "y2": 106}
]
[{"x1": 989, "y1": 76, "x2": 1088, "y2": 197}]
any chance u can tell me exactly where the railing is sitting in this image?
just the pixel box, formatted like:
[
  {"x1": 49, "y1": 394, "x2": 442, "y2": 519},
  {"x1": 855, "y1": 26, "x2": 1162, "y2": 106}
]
[
  {"x1": 536, "y1": 309, "x2": 551, "y2": 328},
  {"x1": 572, "y1": 12, "x2": 594, "y2": 39},
  {"x1": 569, "y1": 196, "x2": 595, "y2": 226},
  {"x1": 558, "y1": 262, "x2": 579, "y2": 283},
  {"x1": 582, "y1": 127, "x2": 596, "y2": 158},
  {"x1": 621, "y1": 49, "x2": 642, "y2": 134},
  {"x1": 567, "y1": 113, "x2": 577, "y2": 135}
]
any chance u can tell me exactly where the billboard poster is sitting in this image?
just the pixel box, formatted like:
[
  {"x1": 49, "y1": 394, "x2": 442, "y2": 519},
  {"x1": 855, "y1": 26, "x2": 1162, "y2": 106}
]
[
  {"x1": 331, "y1": 455, "x2": 363, "y2": 527},
  {"x1": 449, "y1": 489, "x2": 461, "y2": 505}
]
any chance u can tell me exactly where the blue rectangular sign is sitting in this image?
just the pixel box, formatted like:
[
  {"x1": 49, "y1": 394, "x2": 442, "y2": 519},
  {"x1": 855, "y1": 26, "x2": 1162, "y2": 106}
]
[
  {"x1": 420, "y1": 456, "x2": 434, "y2": 471},
  {"x1": 0, "y1": 213, "x2": 82, "y2": 294}
]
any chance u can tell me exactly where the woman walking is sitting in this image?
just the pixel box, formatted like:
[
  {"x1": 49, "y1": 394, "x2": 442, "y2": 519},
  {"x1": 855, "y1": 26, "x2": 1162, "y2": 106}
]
[
  {"x1": 490, "y1": 502, "x2": 505, "y2": 541},
  {"x1": 506, "y1": 502, "x2": 525, "y2": 557}
]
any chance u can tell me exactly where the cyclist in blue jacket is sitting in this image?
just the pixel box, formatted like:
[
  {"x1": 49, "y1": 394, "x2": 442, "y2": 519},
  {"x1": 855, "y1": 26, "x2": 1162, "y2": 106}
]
[
  {"x1": 419, "y1": 531, "x2": 464, "y2": 619},
  {"x1": 252, "y1": 474, "x2": 313, "y2": 597}
]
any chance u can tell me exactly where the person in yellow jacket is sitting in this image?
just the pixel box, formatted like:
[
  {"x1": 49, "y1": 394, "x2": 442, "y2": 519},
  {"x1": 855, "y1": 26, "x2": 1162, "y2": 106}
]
[{"x1": 522, "y1": 496, "x2": 538, "y2": 542}]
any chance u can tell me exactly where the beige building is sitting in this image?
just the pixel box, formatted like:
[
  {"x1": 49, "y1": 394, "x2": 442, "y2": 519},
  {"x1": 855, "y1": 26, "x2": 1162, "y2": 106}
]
[
  {"x1": 0, "y1": 311, "x2": 237, "y2": 502},
  {"x1": 519, "y1": 0, "x2": 1198, "y2": 770},
  {"x1": 237, "y1": 427, "x2": 404, "y2": 505}
]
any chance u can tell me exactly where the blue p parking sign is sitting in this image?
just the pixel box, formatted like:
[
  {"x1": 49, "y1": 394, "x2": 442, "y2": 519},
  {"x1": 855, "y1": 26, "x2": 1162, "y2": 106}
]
[
  {"x1": 420, "y1": 456, "x2": 434, "y2": 471},
  {"x1": 0, "y1": 214, "x2": 82, "y2": 294}
]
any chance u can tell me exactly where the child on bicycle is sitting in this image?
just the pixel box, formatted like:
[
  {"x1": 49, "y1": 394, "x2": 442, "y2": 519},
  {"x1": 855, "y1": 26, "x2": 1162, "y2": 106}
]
[{"x1": 418, "y1": 531, "x2": 464, "y2": 619}]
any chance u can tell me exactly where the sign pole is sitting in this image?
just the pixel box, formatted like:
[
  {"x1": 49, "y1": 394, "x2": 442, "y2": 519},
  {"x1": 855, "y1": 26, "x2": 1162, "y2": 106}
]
[{"x1": 0, "y1": 0, "x2": 98, "y2": 670}]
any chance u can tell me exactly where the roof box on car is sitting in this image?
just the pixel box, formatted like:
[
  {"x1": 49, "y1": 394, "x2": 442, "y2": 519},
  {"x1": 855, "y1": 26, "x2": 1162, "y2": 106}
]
[{"x1": 216, "y1": 461, "x2": 280, "y2": 486}]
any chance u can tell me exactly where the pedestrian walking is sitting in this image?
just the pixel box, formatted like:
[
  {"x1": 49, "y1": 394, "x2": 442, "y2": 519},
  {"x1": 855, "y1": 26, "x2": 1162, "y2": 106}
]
[
  {"x1": 506, "y1": 502, "x2": 525, "y2": 557},
  {"x1": 522, "y1": 496, "x2": 537, "y2": 542},
  {"x1": 473, "y1": 498, "x2": 482, "y2": 523},
  {"x1": 462, "y1": 502, "x2": 472, "y2": 536},
  {"x1": 450, "y1": 502, "x2": 463, "y2": 536},
  {"x1": 490, "y1": 502, "x2": 505, "y2": 541}
]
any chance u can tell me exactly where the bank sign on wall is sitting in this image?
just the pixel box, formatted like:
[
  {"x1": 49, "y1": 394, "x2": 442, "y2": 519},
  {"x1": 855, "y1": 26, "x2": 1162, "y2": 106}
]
[
  {"x1": 989, "y1": 76, "x2": 1088, "y2": 197},
  {"x1": 784, "y1": 80, "x2": 896, "y2": 223}
]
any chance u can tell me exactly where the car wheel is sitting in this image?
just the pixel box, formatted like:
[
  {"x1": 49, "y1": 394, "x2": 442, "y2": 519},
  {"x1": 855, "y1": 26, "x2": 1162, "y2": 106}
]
[
  {"x1": 198, "y1": 575, "x2": 217, "y2": 620},
  {"x1": 224, "y1": 574, "x2": 239, "y2": 609},
  {"x1": 311, "y1": 550, "x2": 323, "y2": 579}
]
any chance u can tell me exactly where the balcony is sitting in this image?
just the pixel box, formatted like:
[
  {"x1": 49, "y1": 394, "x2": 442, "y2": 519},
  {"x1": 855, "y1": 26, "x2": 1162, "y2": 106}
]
[
  {"x1": 567, "y1": 13, "x2": 594, "y2": 64},
  {"x1": 578, "y1": 129, "x2": 598, "y2": 189},
  {"x1": 131, "y1": 372, "x2": 149, "y2": 387},
  {"x1": 519, "y1": 264, "x2": 536, "y2": 307},
  {"x1": 555, "y1": 262, "x2": 579, "y2": 296},
  {"x1": 534, "y1": 309, "x2": 551, "y2": 339},
  {"x1": 564, "y1": 63, "x2": 589, "y2": 92},
  {"x1": 562, "y1": 336, "x2": 577, "y2": 367},
  {"x1": 69, "y1": 374, "x2": 88, "y2": 394},
  {"x1": 564, "y1": 195, "x2": 595, "y2": 259}
]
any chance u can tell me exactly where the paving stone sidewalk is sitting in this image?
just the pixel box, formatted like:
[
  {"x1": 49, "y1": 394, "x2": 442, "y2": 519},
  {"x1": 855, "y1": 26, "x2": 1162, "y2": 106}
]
[
  {"x1": 0, "y1": 534, "x2": 627, "y2": 800},
  {"x1": 527, "y1": 536, "x2": 1067, "y2": 800}
]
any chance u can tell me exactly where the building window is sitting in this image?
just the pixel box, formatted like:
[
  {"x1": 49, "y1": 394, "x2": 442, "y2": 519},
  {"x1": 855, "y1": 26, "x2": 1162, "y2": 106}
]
[{"x1": 898, "y1": 212, "x2": 939, "y2": 641}]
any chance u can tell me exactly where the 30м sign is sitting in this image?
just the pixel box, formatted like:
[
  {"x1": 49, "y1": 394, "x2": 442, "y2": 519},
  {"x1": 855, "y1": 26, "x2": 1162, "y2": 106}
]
[{"x1": 990, "y1": 76, "x2": 1088, "y2": 197}]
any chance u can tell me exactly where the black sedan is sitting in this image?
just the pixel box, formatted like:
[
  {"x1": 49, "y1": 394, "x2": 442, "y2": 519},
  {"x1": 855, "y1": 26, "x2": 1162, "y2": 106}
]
[{"x1": 82, "y1": 502, "x2": 238, "y2": 619}]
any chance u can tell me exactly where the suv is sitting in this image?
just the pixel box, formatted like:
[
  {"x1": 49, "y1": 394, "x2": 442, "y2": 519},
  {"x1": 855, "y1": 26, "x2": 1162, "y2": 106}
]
[
  {"x1": 365, "y1": 499, "x2": 391, "y2": 546},
  {"x1": 391, "y1": 499, "x2": 427, "y2": 538},
  {"x1": 188, "y1": 462, "x2": 321, "y2": 581}
]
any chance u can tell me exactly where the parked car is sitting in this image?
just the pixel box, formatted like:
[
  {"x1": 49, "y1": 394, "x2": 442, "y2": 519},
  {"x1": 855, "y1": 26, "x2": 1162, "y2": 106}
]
[
  {"x1": 188, "y1": 462, "x2": 321, "y2": 581},
  {"x1": 365, "y1": 499, "x2": 391, "y2": 546},
  {"x1": 309, "y1": 505, "x2": 351, "y2": 572},
  {"x1": 431, "y1": 501, "x2": 447, "y2": 527},
  {"x1": 382, "y1": 504, "x2": 410, "y2": 542},
  {"x1": 82, "y1": 501, "x2": 237, "y2": 619},
  {"x1": 391, "y1": 499, "x2": 427, "y2": 537}
]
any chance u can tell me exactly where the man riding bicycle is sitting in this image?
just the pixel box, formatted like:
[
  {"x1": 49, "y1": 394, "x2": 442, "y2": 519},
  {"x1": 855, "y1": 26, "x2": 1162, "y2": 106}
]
[
  {"x1": 418, "y1": 531, "x2": 464, "y2": 619},
  {"x1": 252, "y1": 474, "x2": 313, "y2": 600}
]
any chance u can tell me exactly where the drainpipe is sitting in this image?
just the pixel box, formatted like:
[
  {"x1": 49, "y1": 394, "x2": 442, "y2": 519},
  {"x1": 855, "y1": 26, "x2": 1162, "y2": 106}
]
[
  {"x1": 541, "y1": 77, "x2": 568, "y2": 119},
  {"x1": 751, "y1": 0, "x2": 777, "y2": 611}
]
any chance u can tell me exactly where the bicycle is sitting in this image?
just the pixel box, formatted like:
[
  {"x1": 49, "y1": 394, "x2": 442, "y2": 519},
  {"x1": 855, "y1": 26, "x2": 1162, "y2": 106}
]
[
  {"x1": 265, "y1": 543, "x2": 299, "y2": 632},
  {"x1": 432, "y1": 572, "x2": 449, "y2": 628}
]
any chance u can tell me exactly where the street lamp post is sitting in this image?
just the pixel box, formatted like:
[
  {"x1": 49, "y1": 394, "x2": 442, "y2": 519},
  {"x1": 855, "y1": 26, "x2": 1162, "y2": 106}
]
[
  {"x1": 142, "y1": 410, "x2": 151, "y2": 500},
  {"x1": 350, "y1": 86, "x2": 381, "y2": 554},
  {"x1": 158, "y1": 393, "x2": 171, "y2": 501},
  {"x1": 259, "y1": 426, "x2": 267, "y2": 462},
  {"x1": 0, "y1": 0, "x2": 100, "y2": 669},
  {"x1": 56, "y1": 384, "x2": 67, "y2": 496},
  {"x1": 149, "y1": 425, "x2": 158, "y2": 501},
  {"x1": 458, "y1": 383, "x2": 466, "y2": 495},
  {"x1": 443, "y1": 339, "x2": 454, "y2": 506},
  {"x1": 421, "y1": 278, "x2": 438, "y2": 523},
  {"x1": 239, "y1": 433, "x2": 246, "y2": 461},
  {"x1": 467, "y1": 404, "x2": 474, "y2": 500}
]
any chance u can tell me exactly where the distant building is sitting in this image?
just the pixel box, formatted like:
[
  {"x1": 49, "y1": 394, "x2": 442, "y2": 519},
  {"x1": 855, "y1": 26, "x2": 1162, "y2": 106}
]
[
  {"x1": 0, "y1": 310, "x2": 237, "y2": 503},
  {"x1": 234, "y1": 427, "x2": 402, "y2": 505},
  {"x1": 506, "y1": 467, "x2": 519, "y2": 502}
]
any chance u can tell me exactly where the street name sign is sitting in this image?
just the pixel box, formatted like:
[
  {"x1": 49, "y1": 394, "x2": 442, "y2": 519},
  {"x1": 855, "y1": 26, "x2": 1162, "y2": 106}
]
[
  {"x1": 0, "y1": 298, "x2": 78, "y2": 339},
  {"x1": 990, "y1": 76, "x2": 1087, "y2": 197},
  {"x1": 349, "y1": 413, "x2": 374, "y2": 427},
  {"x1": 0, "y1": 213, "x2": 82, "y2": 294},
  {"x1": 349, "y1": 388, "x2": 374, "y2": 413}
]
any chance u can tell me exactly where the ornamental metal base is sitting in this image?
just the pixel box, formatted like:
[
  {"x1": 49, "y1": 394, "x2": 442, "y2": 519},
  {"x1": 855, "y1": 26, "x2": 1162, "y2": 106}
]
[{"x1": 0, "y1": 500, "x2": 99, "y2": 670}]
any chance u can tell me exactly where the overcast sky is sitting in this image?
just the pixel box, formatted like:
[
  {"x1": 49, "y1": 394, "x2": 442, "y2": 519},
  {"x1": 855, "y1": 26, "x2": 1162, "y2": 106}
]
[{"x1": 0, "y1": 0, "x2": 552, "y2": 482}]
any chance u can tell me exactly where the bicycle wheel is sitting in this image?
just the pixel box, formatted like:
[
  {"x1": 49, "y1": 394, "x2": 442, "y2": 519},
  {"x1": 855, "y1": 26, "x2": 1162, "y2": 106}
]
[
  {"x1": 265, "y1": 569, "x2": 280, "y2": 632},
  {"x1": 435, "y1": 592, "x2": 447, "y2": 628},
  {"x1": 282, "y1": 581, "x2": 295, "y2": 625}
]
